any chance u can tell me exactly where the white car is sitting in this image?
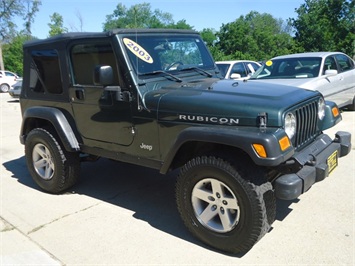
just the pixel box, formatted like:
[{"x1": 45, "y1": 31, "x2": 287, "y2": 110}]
[
  {"x1": 216, "y1": 60, "x2": 261, "y2": 80},
  {"x1": 0, "y1": 70, "x2": 21, "y2": 93},
  {"x1": 250, "y1": 52, "x2": 355, "y2": 110}
]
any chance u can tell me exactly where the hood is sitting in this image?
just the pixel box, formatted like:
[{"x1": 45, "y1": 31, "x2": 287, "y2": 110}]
[{"x1": 143, "y1": 78, "x2": 320, "y2": 127}]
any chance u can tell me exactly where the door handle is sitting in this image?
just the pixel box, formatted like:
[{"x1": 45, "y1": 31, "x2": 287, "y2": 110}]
[{"x1": 75, "y1": 88, "x2": 85, "y2": 100}]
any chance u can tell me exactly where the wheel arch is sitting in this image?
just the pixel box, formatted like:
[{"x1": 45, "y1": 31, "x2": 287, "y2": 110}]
[
  {"x1": 164, "y1": 141, "x2": 250, "y2": 172},
  {"x1": 159, "y1": 126, "x2": 292, "y2": 174},
  {"x1": 20, "y1": 106, "x2": 80, "y2": 152}
]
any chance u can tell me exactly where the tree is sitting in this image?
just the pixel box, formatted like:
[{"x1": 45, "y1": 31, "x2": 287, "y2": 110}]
[
  {"x1": 104, "y1": 3, "x2": 170, "y2": 30},
  {"x1": 2, "y1": 34, "x2": 28, "y2": 75},
  {"x1": 23, "y1": 0, "x2": 41, "y2": 35},
  {"x1": 68, "y1": 9, "x2": 84, "y2": 32},
  {"x1": 200, "y1": 28, "x2": 217, "y2": 47},
  {"x1": 1, "y1": 1, "x2": 22, "y2": 42},
  {"x1": 0, "y1": 0, "x2": 41, "y2": 70},
  {"x1": 48, "y1": 12, "x2": 67, "y2": 37},
  {"x1": 167, "y1": 19, "x2": 193, "y2": 30},
  {"x1": 199, "y1": 28, "x2": 226, "y2": 61},
  {"x1": 216, "y1": 11, "x2": 297, "y2": 61},
  {"x1": 103, "y1": 2, "x2": 193, "y2": 30},
  {"x1": 291, "y1": 0, "x2": 354, "y2": 57}
]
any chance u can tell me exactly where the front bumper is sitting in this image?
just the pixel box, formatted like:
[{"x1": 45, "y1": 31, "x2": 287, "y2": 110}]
[{"x1": 274, "y1": 131, "x2": 351, "y2": 200}]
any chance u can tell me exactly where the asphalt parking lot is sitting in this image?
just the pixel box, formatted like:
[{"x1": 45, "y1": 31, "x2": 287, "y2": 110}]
[{"x1": 1, "y1": 92, "x2": 354, "y2": 265}]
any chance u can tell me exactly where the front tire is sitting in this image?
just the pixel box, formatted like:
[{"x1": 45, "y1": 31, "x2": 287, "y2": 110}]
[
  {"x1": 347, "y1": 96, "x2": 355, "y2": 111},
  {"x1": 176, "y1": 156, "x2": 275, "y2": 254},
  {"x1": 0, "y1": 83, "x2": 10, "y2": 93},
  {"x1": 25, "y1": 128, "x2": 80, "y2": 193}
]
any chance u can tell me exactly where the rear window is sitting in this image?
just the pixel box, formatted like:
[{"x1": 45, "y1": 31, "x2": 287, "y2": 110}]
[{"x1": 29, "y1": 50, "x2": 63, "y2": 94}]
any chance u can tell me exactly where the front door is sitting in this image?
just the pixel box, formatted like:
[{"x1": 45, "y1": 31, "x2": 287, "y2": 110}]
[{"x1": 69, "y1": 40, "x2": 134, "y2": 146}]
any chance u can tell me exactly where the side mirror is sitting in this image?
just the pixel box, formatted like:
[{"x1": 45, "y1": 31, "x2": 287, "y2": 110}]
[
  {"x1": 324, "y1": 69, "x2": 338, "y2": 76},
  {"x1": 94, "y1": 65, "x2": 113, "y2": 86},
  {"x1": 230, "y1": 73, "x2": 242, "y2": 79}
]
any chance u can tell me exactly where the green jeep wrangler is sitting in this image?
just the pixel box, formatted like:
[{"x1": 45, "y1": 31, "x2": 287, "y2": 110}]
[{"x1": 19, "y1": 29, "x2": 351, "y2": 254}]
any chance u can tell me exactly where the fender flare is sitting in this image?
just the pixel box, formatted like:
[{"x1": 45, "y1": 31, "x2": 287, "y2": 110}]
[
  {"x1": 160, "y1": 126, "x2": 294, "y2": 174},
  {"x1": 20, "y1": 106, "x2": 80, "y2": 152},
  {"x1": 322, "y1": 100, "x2": 342, "y2": 130}
]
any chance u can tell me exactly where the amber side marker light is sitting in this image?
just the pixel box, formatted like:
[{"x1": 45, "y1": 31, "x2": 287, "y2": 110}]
[
  {"x1": 279, "y1": 136, "x2": 291, "y2": 151},
  {"x1": 252, "y1": 144, "x2": 267, "y2": 158},
  {"x1": 332, "y1": 106, "x2": 339, "y2": 117}
]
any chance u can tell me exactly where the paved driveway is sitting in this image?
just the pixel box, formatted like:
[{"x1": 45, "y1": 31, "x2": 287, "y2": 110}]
[{"x1": 1, "y1": 93, "x2": 354, "y2": 265}]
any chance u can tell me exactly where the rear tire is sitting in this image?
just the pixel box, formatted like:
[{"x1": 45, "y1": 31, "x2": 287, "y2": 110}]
[
  {"x1": 176, "y1": 156, "x2": 275, "y2": 254},
  {"x1": 25, "y1": 128, "x2": 80, "y2": 193}
]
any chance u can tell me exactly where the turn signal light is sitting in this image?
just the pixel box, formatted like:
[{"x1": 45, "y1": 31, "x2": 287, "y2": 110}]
[
  {"x1": 332, "y1": 107, "x2": 339, "y2": 117},
  {"x1": 279, "y1": 136, "x2": 291, "y2": 151},
  {"x1": 252, "y1": 144, "x2": 267, "y2": 158}
]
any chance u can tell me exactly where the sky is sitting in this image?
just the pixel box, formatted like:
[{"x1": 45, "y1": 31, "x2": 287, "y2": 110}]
[{"x1": 25, "y1": 0, "x2": 306, "y2": 39}]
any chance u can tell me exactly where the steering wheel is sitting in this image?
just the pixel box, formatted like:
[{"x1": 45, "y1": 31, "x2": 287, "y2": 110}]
[{"x1": 165, "y1": 61, "x2": 184, "y2": 70}]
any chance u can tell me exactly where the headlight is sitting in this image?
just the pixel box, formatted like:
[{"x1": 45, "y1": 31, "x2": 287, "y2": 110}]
[
  {"x1": 318, "y1": 97, "x2": 325, "y2": 120},
  {"x1": 285, "y1": 112, "x2": 296, "y2": 139}
]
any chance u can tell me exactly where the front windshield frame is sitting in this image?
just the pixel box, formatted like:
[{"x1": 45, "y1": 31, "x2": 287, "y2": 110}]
[
  {"x1": 251, "y1": 57, "x2": 322, "y2": 80},
  {"x1": 119, "y1": 33, "x2": 215, "y2": 77}
]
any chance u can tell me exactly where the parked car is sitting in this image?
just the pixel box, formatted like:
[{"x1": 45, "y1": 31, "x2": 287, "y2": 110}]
[
  {"x1": 250, "y1": 52, "x2": 355, "y2": 110},
  {"x1": 216, "y1": 60, "x2": 261, "y2": 80},
  {"x1": 0, "y1": 70, "x2": 21, "y2": 93},
  {"x1": 8, "y1": 80, "x2": 22, "y2": 98}
]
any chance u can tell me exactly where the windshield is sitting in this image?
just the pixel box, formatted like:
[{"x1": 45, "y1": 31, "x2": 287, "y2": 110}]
[
  {"x1": 251, "y1": 57, "x2": 322, "y2": 80},
  {"x1": 120, "y1": 34, "x2": 215, "y2": 76}
]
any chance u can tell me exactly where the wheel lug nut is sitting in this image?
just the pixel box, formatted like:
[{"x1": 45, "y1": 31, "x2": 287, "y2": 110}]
[{"x1": 208, "y1": 196, "x2": 215, "y2": 201}]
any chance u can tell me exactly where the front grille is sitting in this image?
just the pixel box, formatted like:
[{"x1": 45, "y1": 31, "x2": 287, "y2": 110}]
[{"x1": 293, "y1": 100, "x2": 319, "y2": 149}]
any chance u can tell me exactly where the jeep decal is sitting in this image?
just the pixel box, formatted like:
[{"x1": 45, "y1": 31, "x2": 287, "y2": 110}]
[{"x1": 140, "y1": 143, "x2": 153, "y2": 151}]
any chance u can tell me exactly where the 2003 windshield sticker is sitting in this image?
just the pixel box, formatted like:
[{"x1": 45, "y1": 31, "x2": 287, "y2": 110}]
[{"x1": 123, "y1": 38, "x2": 153, "y2": 64}]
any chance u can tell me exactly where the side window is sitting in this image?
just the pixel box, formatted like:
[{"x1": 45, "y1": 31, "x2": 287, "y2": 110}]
[
  {"x1": 231, "y1": 63, "x2": 247, "y2": 77},
  {"x1": 335, "y1": 54, "x2": 354, "y2": 72},
  {"x1": 323, "y1": 56, "x2": 337, "y2": 75},
  {"x1": 70, "y1": 42, "x2": 119, "y2": 85},
  {"x1": 249, "y1": 62, "x2": 260, "y2": 72},
  {"x1": 244, "y1": 62, "x2": 259, "y2": 75},
  {"x1": 5, "y1": 71, "x2": 16, "y2": 77},
  {"x1": 30, "y1": 50, "x2": 63, "y2": 94}
]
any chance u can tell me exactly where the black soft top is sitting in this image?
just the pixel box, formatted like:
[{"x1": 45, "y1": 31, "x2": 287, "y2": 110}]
[{"x1": 24, "y1": 28, "x2": 198, "y2": 48}]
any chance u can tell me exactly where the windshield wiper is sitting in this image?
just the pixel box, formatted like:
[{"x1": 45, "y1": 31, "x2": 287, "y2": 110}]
[
  {"x1": 139, "y1": 70, "x2": 182, "y2": 83},
  {"x1": 179, "y1": 66, "x2": 213, "y2": 77}
]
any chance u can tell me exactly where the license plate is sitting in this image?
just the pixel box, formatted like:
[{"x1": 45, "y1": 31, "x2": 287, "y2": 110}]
[{"x1": 327, "y1": 150, "x2": 338, "y2": 174}]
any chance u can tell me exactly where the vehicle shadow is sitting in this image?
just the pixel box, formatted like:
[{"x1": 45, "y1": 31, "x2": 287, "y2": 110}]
[
  {"x1": 7, "y1": 99, "x2": 19, "y2": 103},
  {"x1": 3, "y1": 156, "x2": 297, "y2": 257}
]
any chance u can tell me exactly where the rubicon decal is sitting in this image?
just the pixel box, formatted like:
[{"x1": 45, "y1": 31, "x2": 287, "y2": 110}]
[{"x1": 179, "y1": 115, "x2": 239, "y2": 125}]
